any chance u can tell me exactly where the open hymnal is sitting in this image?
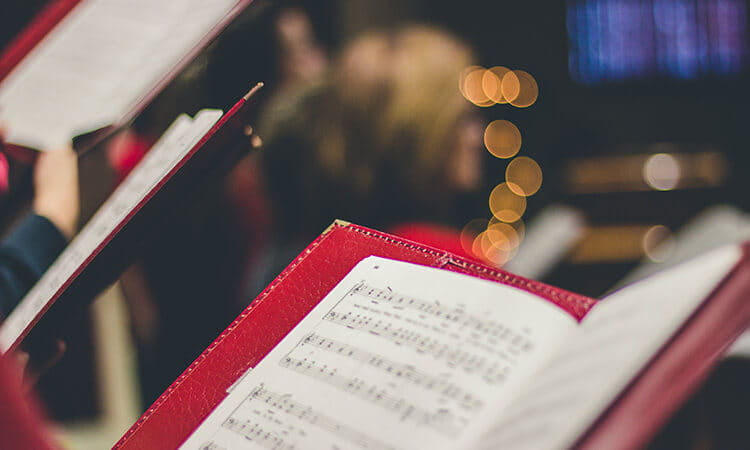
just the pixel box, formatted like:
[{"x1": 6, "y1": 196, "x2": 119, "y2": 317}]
[
  {"x1": 0, "y1": 0, "x2": 251, "y2": 150},
  {"x1": 179, "y1": 250, "x2": 738, "y2": 450},
  {"x1": 113, "y1": 223, "x2": 750, "y2": 449}
]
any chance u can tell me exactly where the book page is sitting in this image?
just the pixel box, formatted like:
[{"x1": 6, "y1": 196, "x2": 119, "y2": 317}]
[
  {"x1": 471, "y1": 244, "x2": 741, "y2": 450},
  {"x1": 0, "y1": 0, "x2": 238, "y2": 149},
  {"x1": 180, "y1": 256, "x2": 578, "y2": 450},
  {"x1": 0, "y1": 109, "x2": 223, "y2": 352}
]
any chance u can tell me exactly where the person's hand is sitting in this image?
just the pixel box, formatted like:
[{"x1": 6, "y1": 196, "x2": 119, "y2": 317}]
[{"x1": 32, "y1": 147, "x2": 79, "y2": 239}]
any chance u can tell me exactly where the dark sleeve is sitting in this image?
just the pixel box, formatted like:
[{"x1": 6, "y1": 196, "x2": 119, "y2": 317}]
[{"x1": 0, "y1": 215, "x2": 68, "y2": 318}]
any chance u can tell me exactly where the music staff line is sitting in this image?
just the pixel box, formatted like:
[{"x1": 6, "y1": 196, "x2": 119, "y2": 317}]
[
  {"x1": 198, "y1": 442, "x2": 226, "y2": 450},
  {"x1": 351, "y1": 283, "x2": 534, "y2": 352},
  {"x1": 298, "y1": 332, "x2": 484, "y2": 411},
  {"x1": 323, "y1": 309, "x2": 509, "y2": 384},
  {"x1": 221, "y1": 415, "x2": 294, "y2": 450},
  {"x1": 226, "y1": 386, "x2": 396, "y2": 450},
  {"x1": 279, "y1": 356, "x2": 462, "y2": 436}
]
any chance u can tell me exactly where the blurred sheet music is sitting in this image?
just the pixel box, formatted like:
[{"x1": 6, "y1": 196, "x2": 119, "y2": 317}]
[
  {"x1": 0, "y1": 109, "x2": 222, "y2": 352},
  {"x1": 0, "y1": 0, "x2": 239, "y2": 149}
]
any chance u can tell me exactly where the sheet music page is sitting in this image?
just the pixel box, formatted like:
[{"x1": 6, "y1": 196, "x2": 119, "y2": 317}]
[
  {"x1": 0, "y1": 0, "x2": 238, "y2": 149},
  {"x1": 0, "y1": 109, "x2": 222, "y2": 352},
  {"x1": 180, "y1": 256, "x2": 577, "y2": 450},
  {"x1": 471, "y1": 245, "x2": 741, "y2": 450}
]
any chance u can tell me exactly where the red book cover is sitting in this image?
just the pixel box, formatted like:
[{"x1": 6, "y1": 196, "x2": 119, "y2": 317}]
[{"x1": 113, "y1": 222, "x2": 750, "y2": 450}]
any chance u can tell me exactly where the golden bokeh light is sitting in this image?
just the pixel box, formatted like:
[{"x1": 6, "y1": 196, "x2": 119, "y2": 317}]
[
  {"x1": 484, "y1": 120, "x2": 522, "y2": 158},
  {"x1": 643, "y1": 153, "x2": 681, "y2": 191},
  {"x1": 508, "y1": 70, "x2": 538, "y2": 108},
  {"x1": 473, "y1": 229, "x2": 513, "y2": 266},
  {"x1": 489, "y1": 215, "x2": 525, "y2": 239},
  {"x1": 460, "y1": 218, "x2": 489, "y2": 255},
  {"x1": 459, "y1": 65, "x2": 492, "y2": 106},
  {"x1": 506, "y1": 156, "x2": 543, "y2": 196},
  {"x1": 500, "y1": 70, "x2": 520, "y2": 103},
  {"x1": 489, "y1": 182, "x2": 527, "y2": 223},
  {"x1": 482, "y1": 66, "x2": 511, "y2": 104},
  {"x1": 471, "y1": 231, "x2": 487, "y2": 261},
  {"x1": 487, "y1": 222, "x2": 521, "y2": 249}
]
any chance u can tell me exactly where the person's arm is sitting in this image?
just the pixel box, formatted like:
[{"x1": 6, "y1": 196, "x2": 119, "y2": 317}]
[
  {"x1": 0, "y1": 215, "x2": 68, "y2": 316},
  {"x1": 0, "y1": 147, "x2": 78, "y2": 317}
]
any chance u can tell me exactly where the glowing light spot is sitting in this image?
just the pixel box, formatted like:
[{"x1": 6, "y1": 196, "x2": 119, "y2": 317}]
[
  {"x1": 482, "y1": 66, "x2": 511, "y2": 104},
  {"x1": 500, "y1": 70, "x2": 521, "y2": 103},
  {"x1": 643, "y1": 225, "x2": 674, "y2": 262},
  {"x1": 472, "y1": 231, "x2": 488, "y2": 261},
  {"x1": 460, "y1": 218, "x2": 489, "y2": 255},
  {"x1": 506, "y1": 156, "x2": 543, "y2": 196},
  {"x1": 487, "y1": 222, "x2": 521, "y2": 249},
  {"x1": 460, "y1": 65, "x2": 492, "y2": 106},
  {"x1": 643, "y1": 153, "x2": 681, "y2": 190},
  {"x1": 489, "y1": 182, "x2": 526, "y2": 223},
  {"x1": 484, "y1": 120, "x2": 521, "y2": 159},
  {"x1": 474, "y1": 230, "x2": 509, "y2": 266},
  {"x1": 489, "y1": 216, "x2": 525, "y2": 241},
  {"x1": 508, "y1": 70, "x2": 539, "y2": 108}
]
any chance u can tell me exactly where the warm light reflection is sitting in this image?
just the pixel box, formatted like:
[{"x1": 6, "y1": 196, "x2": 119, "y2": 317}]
[
  {"x1": 508, "y1": 70, "x2": 538, "y2": 108},
  {"x1": 460, "y1": 218, "x2": 489, "y2": 255},
  {"x1": 471, "y1": 231, "x2": 487, "y2": 261},
  {"x1": 489, "y1": 182, "x2": 526, "y2": 222},
  {"x1": 460, "y1": 65, "x2": 492, "y2": 106},
  {"x1": 569, "y1": 225, "x2": 668, "y2": 263},
  {"x1": 489, "y1": 216, "x2": 526, "y2": 241},
  {"x1": 474, "y1": 226, "x2": 517, "y2": 266},
  {"x1": 484, "y1": 120, "x2": 522, "y2": 159},
  {"x1": 500, "y1": 70, "x2": 520, "y2": 103},
  {"x1": 643, "y1": 153, "x2": 681, "y2": 190},
  {"x1": 566, "y1": 151, "x2": 727, "y2": 193},
  {"x1": 642, "y1": 225, "x2": 674, "y2": 262},
  {"x1": 482, "y1": 66, "x2": 511, "y2": 104},
  {"x1": 465, "y1": 218, "x2": 526, "y2": 265},
  {"x1": 487, "y1": 222, "x2": 521, "y2": 249},
  {"x1": 506, "y1": 156, "x2": 543, "y2": 196},
  {"x1": 483, "y1": 236, "x2": 514, "y2": 266}
]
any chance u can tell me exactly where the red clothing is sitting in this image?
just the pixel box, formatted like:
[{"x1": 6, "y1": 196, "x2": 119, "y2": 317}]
[{"x1": 0, "y1": 354, "x2": 58, "y2": 449}]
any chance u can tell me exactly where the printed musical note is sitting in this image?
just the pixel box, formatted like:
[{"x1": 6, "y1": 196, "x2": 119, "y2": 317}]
[
  {"x1": 180, "y1": 256, "x2": 575, "y2": 450},
  {"x1": 234, "y1": 386, "x2": 396, "y2": 450},
  {"x1": 279, "y1": 356, "x2": 461, "y2": 435},
  {"x1": 221, "y1": 416, "x2": 293, "y2": 450},
  {"x1": 198, "y1": 443, "x2": 225, "y2": 450},
  {"x1": 323, "y1": 309, "x2": 509, "y2": 384},
  {"x1": 350, "y1": 283, "x2": 534, "y2": 353},
  {"x1": 296, "y1": 333, "x2": 483, "y2": 411}
]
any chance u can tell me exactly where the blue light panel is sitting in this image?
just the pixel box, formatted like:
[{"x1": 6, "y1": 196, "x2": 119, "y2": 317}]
[{"x1": 567, "y1": 0, "x2": 749, "y2": 84}]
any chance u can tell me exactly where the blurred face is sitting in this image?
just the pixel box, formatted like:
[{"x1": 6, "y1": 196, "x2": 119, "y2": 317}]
[{"x1": 446, "y1": 111, "x2": 484, "y2": 191}]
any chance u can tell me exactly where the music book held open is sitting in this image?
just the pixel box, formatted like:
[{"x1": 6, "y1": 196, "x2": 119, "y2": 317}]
[
  {"x1": 113, "y1": 222, "x2": 750, "y2": 449},
  {"x1": 0, "y1": 0, "x2": 253, "y2": 151},
  {"x1": 0, "y1": 87, "x2": 260, "y2": 354}
]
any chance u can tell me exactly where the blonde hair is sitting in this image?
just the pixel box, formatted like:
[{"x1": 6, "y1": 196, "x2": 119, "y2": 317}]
[
  {"x1": 321, "y1": 26, "x2": 475, "y2": 199},
  {"x1": 262, "y1": 25, "x2": 476, "y2": 235}
]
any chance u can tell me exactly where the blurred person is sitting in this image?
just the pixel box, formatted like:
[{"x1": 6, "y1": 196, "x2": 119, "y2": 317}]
[
  {"x1": 0, "y1": 145, "x2": 79, "y2": 319},
  {"x1": 112, "y1": 4, "x2": 332, "y2": 407},
  {"x1": 253, "y1": 25, "x2": 484, "y2": 292}
]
